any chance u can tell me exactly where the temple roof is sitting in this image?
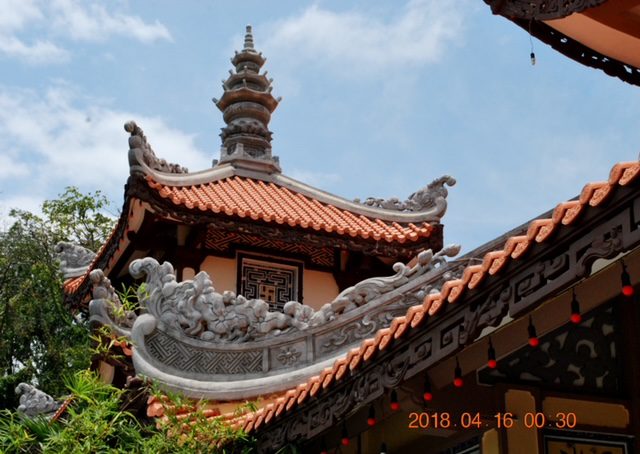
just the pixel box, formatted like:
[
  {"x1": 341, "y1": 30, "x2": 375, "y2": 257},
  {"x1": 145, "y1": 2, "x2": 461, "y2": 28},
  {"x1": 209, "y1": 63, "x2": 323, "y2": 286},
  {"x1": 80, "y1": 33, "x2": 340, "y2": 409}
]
[
  {"x1": 63, "y1": 26, "x2": 455, "y2": 303},
  {"x1": 217, "y1": 158, "x2": 640, "y2": 432},
  {"x1": 146, "y1": 175, "x2": 433, "y2": 242}
]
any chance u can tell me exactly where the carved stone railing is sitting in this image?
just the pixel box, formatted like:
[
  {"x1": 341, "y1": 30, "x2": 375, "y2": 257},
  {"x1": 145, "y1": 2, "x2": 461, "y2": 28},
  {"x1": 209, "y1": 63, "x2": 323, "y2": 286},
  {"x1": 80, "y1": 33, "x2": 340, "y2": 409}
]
[{"x1": 89, "y1": 245, "x2": 461, "y2": 399}]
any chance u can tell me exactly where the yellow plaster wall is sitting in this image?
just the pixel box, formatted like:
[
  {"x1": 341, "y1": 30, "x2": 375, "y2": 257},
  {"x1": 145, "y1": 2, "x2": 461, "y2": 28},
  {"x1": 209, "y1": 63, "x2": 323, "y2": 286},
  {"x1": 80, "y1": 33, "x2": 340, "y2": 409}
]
[
  {"x1": 303, "y1": 269, "x2": 339, "y2": 310},
  {"x1": 505, "y1": 389, "x2": 538, "y2": 454},
  {"x1": 199, "y1": 256, "x2": 339, "y2": 311},
  {"x1": 482, "y1": 429, "x2": 500, "y2": 454},
  {"x1": 200, "y1": 256, "x2": 236, "y2": 292},
  {"x1": 542, "y1": 397, "x2": 629, "y2": 429}
]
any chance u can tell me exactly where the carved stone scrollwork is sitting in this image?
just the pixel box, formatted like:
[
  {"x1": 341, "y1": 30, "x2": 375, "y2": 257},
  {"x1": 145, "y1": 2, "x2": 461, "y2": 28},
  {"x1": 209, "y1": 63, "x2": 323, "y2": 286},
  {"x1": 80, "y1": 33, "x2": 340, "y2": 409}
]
[
  {"x1": 15, "y1": 384, "x2": 61, "y2": 418},
  {"x1": 357, "y1": 175, "x2": 456, "y2": 217},
  {"x1": 124, "y1": 245, "x2": 460, "y2": 343},
  {"x1": 55, "y1": 241, "x2": 96, "y2": 279},
  {"x1": 484, "y1": 0, "x2": 608, "y2": 21},
  {"x1": 88, "y1": 269, "x2": 137, "y2": 336},
  {"x1": 125, "y1": 121, "x2": 188, "y2": 174},
  {"x1": 277, "y1": 346, "x2": 301, "y2": 366}
]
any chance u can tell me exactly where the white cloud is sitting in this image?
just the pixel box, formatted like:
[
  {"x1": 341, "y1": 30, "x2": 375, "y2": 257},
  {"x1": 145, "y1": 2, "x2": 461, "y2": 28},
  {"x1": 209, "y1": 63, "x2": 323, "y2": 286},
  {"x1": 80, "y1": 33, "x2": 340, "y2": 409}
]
[
  {"x1": 0, "y1": 152, "x2": 30, "y2": 178},
  {"x1": 0, "y1": 0, "x2": 42, "y2": 32},
  {"x1": 0, "y1": 0, "x2": 171, "y2": 64},
  {"x1": 0, "y1": 85, "x2": 209, "y2": 212},
  {"x1": 264, "y1": 0, "x2": 467, "y2": 71},
  {"x1": 50, "y1": 0, "x2": 172, "y2": 43},
  {"x1": 0, "y1": 35, "x2": 69, "y2": 63}
]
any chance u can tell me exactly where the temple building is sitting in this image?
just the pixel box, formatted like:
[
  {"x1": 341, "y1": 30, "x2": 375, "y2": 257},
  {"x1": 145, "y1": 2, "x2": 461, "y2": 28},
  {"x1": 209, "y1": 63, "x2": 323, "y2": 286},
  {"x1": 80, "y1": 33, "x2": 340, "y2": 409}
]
[{"x1": 61, "y1": 9, "x2": 640, "y2": 454}]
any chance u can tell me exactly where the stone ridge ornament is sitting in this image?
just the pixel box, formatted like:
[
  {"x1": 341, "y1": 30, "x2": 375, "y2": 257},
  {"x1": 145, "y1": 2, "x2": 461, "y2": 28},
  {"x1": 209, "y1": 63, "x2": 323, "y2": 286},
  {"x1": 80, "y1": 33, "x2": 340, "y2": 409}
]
[
  {"x1": 88, "y1": 245, "x2": 460, "y2": 398},
  {"x1": 484, "y1": 0, "x2": 608, "y2": 21},
  {"x1": 15, "y1": 383, "x2": 61, "y2": 418},
  {"x1": 89, "y1": 269, "x2": 137, "y2": 336},
  {"x1": 356, "y1": 175, "x2": 456, "y2": 214},
  {"x1": 55, "y1": 241, "x2": 96, "y2": 279},
  {"x1": 124, "y1": 245, "x2": 460, "y2": 343},
  {"x1": 125, "y1": 121, "x2": 188, "y2": 174}
]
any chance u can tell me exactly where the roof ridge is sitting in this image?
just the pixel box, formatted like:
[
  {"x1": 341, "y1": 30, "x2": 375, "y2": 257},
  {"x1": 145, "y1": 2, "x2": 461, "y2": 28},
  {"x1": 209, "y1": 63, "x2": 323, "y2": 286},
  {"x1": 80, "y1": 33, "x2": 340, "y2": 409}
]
[{"x1": 235, "y1": 159, "x2": 640, "y2": 432}]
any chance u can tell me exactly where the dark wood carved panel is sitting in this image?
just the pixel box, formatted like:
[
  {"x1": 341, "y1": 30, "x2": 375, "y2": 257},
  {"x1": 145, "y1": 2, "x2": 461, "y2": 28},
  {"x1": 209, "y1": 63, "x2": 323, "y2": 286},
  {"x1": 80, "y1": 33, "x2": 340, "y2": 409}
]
[
  {"x1": 206, "y1": 225, "x2": 334, "y2": 268},
  {"x1": 478, "y1": 304, "x2": 620, "y2": 394}
]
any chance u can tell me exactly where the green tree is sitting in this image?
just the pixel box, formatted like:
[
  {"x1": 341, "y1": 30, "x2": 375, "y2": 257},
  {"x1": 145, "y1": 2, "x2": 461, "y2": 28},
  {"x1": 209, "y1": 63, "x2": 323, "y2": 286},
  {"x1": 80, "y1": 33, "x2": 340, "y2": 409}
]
[
  {"x1": 0, "y1": 370, "x2": 254, "y2": 453},
  {"x1": 0, "y1": 187, "x2": 115, "y2": 409}
]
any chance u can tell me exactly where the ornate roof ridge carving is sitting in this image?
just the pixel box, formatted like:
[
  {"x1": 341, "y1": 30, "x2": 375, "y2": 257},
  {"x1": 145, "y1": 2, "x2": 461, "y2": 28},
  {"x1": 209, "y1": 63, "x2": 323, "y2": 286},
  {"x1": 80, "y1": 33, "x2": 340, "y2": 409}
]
[
  {"x1": 125, "y1": 121, "x2": 188, "y2": 175},
  {"x1": 89, "y1": 245, "x2": 461, "y2": 399},
  {"x1": 135, "y1": 167, "x2": 454, "y2": 223},
  {"x1": 55, "y1": 241, "x2": 96, "y2": 279},
  {"x1": 15, "y1": 383, "x2": 61, "y2": 418},
  {"x1": 355, "y1": 175, "x2": 456, "y2": 214}
]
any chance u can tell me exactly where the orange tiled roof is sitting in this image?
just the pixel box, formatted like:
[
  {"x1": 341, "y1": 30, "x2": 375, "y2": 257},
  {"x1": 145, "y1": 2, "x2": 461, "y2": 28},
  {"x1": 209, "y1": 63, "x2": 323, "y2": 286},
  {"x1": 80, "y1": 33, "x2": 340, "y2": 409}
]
[
  {"x1": 63, "y1": 276, "x2": 84, "y2": 293},
  {"x1": 228, "y1": 160, "x2": 640, "y2": 432},
  {"x1": 146, "y1": 176, "x2": 434, "y2": 243}
]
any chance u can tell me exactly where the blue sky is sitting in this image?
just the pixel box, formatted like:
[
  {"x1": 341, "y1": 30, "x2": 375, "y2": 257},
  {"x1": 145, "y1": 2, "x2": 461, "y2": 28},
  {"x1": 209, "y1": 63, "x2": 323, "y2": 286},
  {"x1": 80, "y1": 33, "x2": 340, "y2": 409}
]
[{"x1": 1, "y1": 0, "x2": 639, "y2": 254}]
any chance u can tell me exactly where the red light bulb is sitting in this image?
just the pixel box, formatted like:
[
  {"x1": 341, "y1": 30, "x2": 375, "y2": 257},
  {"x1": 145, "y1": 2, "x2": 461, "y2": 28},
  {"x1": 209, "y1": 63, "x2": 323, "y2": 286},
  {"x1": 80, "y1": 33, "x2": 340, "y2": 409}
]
[
  {"x1": 423, "y1": 391, "x2": 433, "y2": 402},
  {"x1": 487, "y1": 359, "x2": 498, "y2": 369},
  {"x1": 390, "y1": 390, "x2": 400, "y2": 411},
  {"x1": 622, "y1": 264, "x2": 634, "y2": 296}
]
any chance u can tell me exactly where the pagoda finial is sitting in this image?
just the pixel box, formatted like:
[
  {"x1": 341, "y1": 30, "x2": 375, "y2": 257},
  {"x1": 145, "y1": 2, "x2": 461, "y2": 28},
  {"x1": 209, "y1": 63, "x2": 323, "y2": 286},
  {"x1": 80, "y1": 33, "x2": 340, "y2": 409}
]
[
  {"x1": 243, "y1": 25, "x2": 254, "y2": 51},
  {"x1": 212, "y1": 25, "x2": 281, "y2": 173}
]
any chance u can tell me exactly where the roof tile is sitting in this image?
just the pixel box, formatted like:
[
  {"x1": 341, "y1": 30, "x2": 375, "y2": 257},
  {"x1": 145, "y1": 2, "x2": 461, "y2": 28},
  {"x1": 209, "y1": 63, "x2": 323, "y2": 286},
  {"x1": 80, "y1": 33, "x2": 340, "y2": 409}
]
[
  {"x1": 152, "y1": 158, "x2": 640, "y2": 434},
  {"x1": 146, "y1": 176, "x2": 434, "y2": 243}
]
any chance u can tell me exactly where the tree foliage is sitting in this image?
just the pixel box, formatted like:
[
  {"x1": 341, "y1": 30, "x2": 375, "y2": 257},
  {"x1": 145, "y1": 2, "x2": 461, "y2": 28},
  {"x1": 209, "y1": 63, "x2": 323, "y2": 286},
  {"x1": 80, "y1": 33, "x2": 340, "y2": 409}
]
[
  {"x1": 0, "y1": 187, "x2": 115, "y2": 409},
  {"x1": 0, "y1": 370, "x2": 254, "y2": 453}
]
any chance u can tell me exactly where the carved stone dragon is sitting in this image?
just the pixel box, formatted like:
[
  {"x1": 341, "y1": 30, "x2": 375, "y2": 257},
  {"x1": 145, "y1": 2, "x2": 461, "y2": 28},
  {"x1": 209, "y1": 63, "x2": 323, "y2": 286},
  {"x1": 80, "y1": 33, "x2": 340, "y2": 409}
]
[
  {"x1": 95, "y1": 244, "x2": 461, "y2": 343},
  {"x1": 55, "y1": 241, "x2": 96, "y2": 279},
  {"x1": 356, "y1": 175, "x2": 456, "y2": 214}
]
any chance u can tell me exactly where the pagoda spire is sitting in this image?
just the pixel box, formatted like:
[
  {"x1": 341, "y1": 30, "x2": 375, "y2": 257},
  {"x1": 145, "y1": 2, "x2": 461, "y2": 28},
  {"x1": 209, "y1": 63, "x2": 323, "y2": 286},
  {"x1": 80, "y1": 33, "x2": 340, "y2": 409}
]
[{"x1": 212, "y1": 25, "x2": 281, "y2": 173}]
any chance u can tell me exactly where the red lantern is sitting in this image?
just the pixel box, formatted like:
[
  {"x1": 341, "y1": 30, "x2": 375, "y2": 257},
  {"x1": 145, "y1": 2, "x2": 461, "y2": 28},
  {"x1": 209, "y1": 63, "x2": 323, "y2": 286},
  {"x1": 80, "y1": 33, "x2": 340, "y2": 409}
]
[
  {"x1": 487, "y1": 338, "x2": 497, "y2": 369},
  {"x1": 390, "y1": 389, "x2": 400, "y2": 411},
  {"x1": 423, "y1": 376, "x2": 433, "y2": 402},
  {"x1": 622, "y1": 263, "x2": 634, "y2": 297},
  {"x1": 570, "y1": 290, "x2": 581, "y2": 324},
  {"x1": 528, "y1": 317, "x2": 539, "y2": 347},
  {"x1": 367, "y1": 406, "x2": 376, "y2": 426},
  {"x1": 453, "y1": 358, "x2": 463, "y2": 387},
  {"x1": 341, "y1": 424, "x2": 350, "y2": 446}
]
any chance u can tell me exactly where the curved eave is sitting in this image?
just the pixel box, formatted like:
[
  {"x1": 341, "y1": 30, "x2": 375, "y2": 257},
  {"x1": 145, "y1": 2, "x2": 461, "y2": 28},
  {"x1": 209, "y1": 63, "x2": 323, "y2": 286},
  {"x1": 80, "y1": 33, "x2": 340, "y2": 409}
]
[
  {"x1": 544, "y1": 2, "x2": 640, "y2": 70},
  {"x1": 146, "y1": 175, "x2": 435, "y2": 244},
  {"x1": 131, "y1": 149, "x2": 450, "y2": 224},
  {"x1": 238, "y1": 159, "x2": 640, "y2": 432},
  {"x1": 488, "y1": 0, "x2": 640, "y2": 86}
]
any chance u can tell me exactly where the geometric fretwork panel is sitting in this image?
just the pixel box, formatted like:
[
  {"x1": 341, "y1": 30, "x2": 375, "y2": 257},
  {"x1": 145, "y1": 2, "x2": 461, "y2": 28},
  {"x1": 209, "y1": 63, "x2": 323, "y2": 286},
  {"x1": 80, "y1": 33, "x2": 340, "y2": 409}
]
[
  {"x1": 478, "y1": 303, "x2": 620, "y2": 395},
  {"x1": 238, "y1": 254, "x2": 302, "y2": 312},
  {"x1": 145, "y1": 330, "x2": 263, "y2": 375},
  {"x1": 205, "y1": 225, "x2": 334, "y2": 268}
]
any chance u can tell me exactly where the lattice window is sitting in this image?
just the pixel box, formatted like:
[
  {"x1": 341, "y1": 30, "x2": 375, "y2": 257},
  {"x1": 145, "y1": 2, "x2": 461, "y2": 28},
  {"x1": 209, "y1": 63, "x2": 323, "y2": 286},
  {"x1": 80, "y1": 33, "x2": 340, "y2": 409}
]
[{"x1": 238, "y1": 253, "x2": 302, "y2": 311}]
